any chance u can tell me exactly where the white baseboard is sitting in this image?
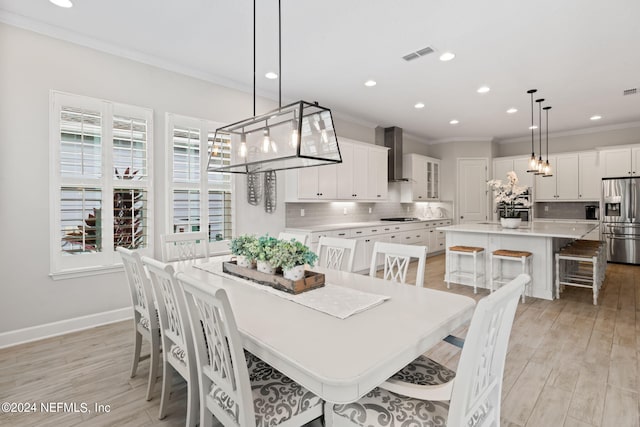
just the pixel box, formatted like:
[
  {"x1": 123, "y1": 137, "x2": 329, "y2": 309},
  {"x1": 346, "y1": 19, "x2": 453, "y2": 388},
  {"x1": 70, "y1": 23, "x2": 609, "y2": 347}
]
[{"x1": 0, "y1": 307, "x2": 132, "y2": 349}]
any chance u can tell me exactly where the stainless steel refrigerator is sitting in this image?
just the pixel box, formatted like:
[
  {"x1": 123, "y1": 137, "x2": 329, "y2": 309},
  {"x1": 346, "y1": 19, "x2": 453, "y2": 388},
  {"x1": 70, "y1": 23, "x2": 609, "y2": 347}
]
[{"x1": 602, "y1": 177, "x2": 640, "y2": 264}]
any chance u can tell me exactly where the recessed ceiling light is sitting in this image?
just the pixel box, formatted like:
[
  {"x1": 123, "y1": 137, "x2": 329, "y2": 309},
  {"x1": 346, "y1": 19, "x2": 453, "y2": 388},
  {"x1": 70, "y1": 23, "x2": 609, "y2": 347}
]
[
  {"x1": 506, "y1": 108, "x2": 518, "y2": 114},
  {"x1": 439, "y1": 52, "x2": 455, "y2": 62},
  {"x1": 49, "y1": 0, "x2": 73, "y2": 7},
  {"x1": 529, "y1": 125, "x2": 538, "y2": 130},
  {"x1": 449, "y1": 119, "x2": 459, "y2": 125},
  {"x1": 265, "y1": 72, "x2": 278, "y2": 79},
  {"x1": 590, "y1": 115, "x2": 602, "y2": 121},
  {"x1": 477, "y1": 86, "x2": 490, "y2": 94},
  {"x1": 364, "y1": 80, "x2": 377, "y2": 87},
  {"x1": 414, "y1": 102, "x2": 425, "y2": 109}
]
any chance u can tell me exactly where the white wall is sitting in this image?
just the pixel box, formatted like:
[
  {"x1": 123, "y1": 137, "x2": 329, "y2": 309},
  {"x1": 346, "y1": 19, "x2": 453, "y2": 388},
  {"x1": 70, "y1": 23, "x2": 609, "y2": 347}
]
[
  {"x1": 0, "y1": 23, "x2": 376, "y2": 337},
  {"x1": 427, "y1": 140, "x2": 494, "y2": 204}
]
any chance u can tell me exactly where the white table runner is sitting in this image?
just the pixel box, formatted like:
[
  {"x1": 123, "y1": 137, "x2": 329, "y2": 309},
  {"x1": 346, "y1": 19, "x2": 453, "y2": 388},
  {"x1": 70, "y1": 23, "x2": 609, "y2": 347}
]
[{"x1": 194, "y1": 261, "x2": 389, "y2": 319}]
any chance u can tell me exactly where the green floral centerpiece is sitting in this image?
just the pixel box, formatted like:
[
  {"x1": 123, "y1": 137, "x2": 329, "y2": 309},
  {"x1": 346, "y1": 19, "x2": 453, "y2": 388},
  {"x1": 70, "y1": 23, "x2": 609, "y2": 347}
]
[
  {"x1": 251, "y1": 235, "x2": 280, "y2": 274},
  {"x1": 271, "y1": 240, "x2": 318, "y2": 269},
  {"x1": 229, "y1": 234, "x2": 257, "y2": 268}
]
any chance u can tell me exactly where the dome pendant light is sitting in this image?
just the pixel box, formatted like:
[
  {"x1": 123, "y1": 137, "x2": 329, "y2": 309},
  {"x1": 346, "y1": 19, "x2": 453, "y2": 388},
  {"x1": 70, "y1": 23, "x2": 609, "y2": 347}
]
[
  {"x1": 534, "y1": 98, "x2": 545, "y2": 175},
  {"x1": 527, "y1": 89, "x2": 538, "y2": 172},
  {"x1": 207, "y1": 0, "x2": 342, "y2": 174},
  {"x1": 543, "y1": 106, "x2": 553, "y2": 177}
]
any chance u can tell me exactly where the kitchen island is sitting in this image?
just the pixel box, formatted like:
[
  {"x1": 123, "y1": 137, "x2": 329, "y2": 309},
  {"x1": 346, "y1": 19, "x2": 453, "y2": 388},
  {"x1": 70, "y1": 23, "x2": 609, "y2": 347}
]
[{"x1": 438, "y1": 221, "x2": 598, "y2": 300}]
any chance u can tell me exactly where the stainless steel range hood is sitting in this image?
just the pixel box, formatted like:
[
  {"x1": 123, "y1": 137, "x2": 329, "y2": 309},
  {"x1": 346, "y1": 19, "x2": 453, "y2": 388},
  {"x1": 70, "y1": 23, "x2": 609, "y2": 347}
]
[{"x1": 375, "y1": 126, "x2": 409, "y2": 182}]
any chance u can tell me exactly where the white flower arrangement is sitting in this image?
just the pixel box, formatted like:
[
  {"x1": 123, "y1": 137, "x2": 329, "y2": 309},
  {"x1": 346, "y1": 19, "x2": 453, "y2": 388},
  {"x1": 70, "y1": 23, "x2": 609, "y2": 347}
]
[{"x1": 487, "y1": 171, "x2": 531, "y2": 218}]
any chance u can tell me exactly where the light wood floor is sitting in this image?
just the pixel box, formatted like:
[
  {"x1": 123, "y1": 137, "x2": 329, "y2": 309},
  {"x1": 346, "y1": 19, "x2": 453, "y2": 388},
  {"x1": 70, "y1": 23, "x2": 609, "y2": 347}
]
[{"x1": 1, "y1": 254, "x2": 638, "y2": 426}]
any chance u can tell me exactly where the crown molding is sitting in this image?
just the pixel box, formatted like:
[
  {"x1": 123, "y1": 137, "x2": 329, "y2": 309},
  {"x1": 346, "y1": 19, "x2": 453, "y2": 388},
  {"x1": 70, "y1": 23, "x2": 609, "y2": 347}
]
[
  {"x1": 428, "y1": 137, "x2": 494, "y2": 145},
  {"x1": 496, "y1": 121, "x2": 640, "y2": 144}
]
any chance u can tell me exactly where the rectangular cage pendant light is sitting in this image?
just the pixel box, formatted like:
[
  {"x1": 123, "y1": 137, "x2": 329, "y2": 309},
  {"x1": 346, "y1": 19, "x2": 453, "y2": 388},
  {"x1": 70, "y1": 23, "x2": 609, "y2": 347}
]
[{"x1": 207, "y1": 100, "x2": 342, "y2": 174}]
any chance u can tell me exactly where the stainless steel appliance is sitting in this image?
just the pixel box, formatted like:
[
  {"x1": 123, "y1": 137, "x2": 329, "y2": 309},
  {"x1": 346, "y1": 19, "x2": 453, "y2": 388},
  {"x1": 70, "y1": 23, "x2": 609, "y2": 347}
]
[
  {"x1": 601, "y1": 177, "x2": 640, "y2": 264},
  {"x1": 380, "y1": 217, "x2": 419, "y2": 222},
  {"x1": 585, "y1": 205, "x2": 599, "y2": 220}
]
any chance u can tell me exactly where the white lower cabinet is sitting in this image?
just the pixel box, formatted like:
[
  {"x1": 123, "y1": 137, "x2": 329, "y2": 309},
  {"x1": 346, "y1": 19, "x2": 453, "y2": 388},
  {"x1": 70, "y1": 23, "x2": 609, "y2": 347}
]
[{"x1": 298, "y1": 220, "x2": 451, "y2": 274}]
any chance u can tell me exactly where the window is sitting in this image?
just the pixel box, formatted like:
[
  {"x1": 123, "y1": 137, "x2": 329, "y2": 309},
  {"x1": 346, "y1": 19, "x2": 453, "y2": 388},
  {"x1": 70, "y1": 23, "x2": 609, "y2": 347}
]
[
  {"x1": 50, "y1": 92, "x2": 153, "y2": 275},
  {"x1": 167, "y1": 114, "x2": 233, "y2": 253}
]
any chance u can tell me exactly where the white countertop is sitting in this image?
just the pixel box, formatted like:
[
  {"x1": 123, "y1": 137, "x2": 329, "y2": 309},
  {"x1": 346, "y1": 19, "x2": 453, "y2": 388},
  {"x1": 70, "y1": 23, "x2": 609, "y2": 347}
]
[
  {"x1": 437, "y1": 221, "x2": 598, "y2": 239},
  {"x1": 286, "y1": 218, "x2": 451, "y2": 233}
]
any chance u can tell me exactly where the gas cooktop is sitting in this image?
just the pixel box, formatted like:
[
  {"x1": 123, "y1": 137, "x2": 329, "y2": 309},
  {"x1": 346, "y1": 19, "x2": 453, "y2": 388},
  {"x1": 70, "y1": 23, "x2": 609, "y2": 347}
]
[{"x1": 379, "y1": 217, "x2": 420, "y2": 222}]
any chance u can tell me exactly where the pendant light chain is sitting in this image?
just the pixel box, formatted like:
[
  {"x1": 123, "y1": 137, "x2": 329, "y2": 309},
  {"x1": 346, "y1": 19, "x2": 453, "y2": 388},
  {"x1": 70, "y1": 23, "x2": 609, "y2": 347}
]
[
  {"x1": 543, "y1": 106, "x2": 553, "y2": 176},
  {"x1": 527, "y1": 89, "x2": 538, "y2": 172},
  {"x1": 278, "y1": 0, "x2": 282, "y2": 109},
  {"x1": 253, "y1": 0, "x2": 256, "y2": 117}
]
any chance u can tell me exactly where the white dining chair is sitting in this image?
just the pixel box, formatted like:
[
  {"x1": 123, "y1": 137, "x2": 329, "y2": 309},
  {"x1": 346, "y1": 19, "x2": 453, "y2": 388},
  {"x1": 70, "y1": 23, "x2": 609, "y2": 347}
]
[
  {"x1": 117, "y1": 247, "x2": 160, "y2": 401},
  {"x1": 176, "y1": 272, "x2": 323, "y2": 427},
  {"x1": 161, "y1": 231, "x2": 210, "y2": 262},
  {"x1": 277, "y1": 231, "x2": 309, "y2": 245},
  {"x1": 316, "y1": 236, "x2": 357, "y2": 272},
  {"x1": 369, "y1": 241, "x2": 428, "y2": 287},
  {"x1": 325, "y1": 274, "x2": 530, "y2": 427},
  {"x1": 141, "y1": 256, "x2": 199, "y2": 427}
]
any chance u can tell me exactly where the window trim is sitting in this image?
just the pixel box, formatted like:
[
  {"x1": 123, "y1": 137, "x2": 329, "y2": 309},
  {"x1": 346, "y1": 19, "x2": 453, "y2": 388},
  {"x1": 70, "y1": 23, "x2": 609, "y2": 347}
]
[
  {"x1": 165, "y1": 113, "x2": 235, "y2": 254},
  {"x1": 49, "y1": 90, "x2": 154, "y2": 275}
]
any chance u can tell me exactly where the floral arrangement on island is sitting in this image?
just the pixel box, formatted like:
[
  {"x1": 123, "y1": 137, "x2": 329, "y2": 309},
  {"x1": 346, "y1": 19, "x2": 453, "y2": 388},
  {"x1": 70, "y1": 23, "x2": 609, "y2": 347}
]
[
  {"x1": 229, "y1": 234, "x2": 317, "y2": 280},
  {"x1": 487, "y1": 171, "x2": 531, "y2": 224}
]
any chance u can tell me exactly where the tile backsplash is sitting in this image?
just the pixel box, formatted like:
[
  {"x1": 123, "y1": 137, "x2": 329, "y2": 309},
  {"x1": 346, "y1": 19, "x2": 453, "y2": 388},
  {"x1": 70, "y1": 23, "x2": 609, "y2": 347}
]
[
  {"x1": 285, "y1": 201, "x2": 453, "y2": 228},
  {"x1": 534, "y1": 201, "x2": 599, "y2": 220}
]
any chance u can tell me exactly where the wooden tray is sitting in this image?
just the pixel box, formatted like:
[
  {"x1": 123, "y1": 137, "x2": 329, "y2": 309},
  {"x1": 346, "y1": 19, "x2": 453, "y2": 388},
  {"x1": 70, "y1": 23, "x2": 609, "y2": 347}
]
[{"x1": 222, "y1": 261, "x2": 325, "y2": 295}]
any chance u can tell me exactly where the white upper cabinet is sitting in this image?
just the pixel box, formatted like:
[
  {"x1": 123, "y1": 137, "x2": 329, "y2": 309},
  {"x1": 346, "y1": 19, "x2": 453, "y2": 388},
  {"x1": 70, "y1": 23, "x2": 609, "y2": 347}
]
[
  {"x1": 368, "y1": 148, "x2": 389, "y2": 200},
  {"x1": 601, "y1": 146, "x2": 640, "y2": 178},
  {"x1": 534, "y1": 154, "x2": 579, "y2": 201},
  {"x1": 297, "y1": 163, "x2": 338, "y2": 199},
  {"x1": 401, "y1": 154, "x2": 440, "y2": 202},
  {"x1": 493, "y1": 156, "x2": 533, "y2": 188},
  {"x1": 287, "y1": 139, "x2": 388, "y2": 201},
  {"x1": 578, "y1": 151, "x2": 602, "y2": 201}
]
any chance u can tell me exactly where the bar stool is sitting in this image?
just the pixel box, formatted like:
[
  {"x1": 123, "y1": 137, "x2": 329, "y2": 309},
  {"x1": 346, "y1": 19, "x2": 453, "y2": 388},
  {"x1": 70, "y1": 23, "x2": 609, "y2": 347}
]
[
  {"x1": 446, "y1": 245, "x2": 485, "y2": 293},
  {"x1": 490, "y1": 249, "x2": 533, "y2": 303},
  {"x1": 555, "y1": 239, "x2": 606, "y2": 305}
]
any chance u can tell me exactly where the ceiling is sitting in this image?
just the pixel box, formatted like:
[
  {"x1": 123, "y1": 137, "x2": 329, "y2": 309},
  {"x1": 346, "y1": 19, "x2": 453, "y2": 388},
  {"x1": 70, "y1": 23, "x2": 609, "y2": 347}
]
[{"x1": 2, "y1": 0, "x2": 639, "y2": 142}]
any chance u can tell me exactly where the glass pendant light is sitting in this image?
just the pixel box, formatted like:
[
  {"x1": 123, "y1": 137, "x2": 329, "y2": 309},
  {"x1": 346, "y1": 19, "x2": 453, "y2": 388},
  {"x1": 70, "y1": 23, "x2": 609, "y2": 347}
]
[
  {"x1": 543, "y1": 106, "x2": 553, "y2": 177},
  {"x1": 207, "y1": 0, "x2": 341, "y2": 174},
  {"x1": 534, "y1": 98, "x2": 545, "y2": 175},
  {"x1": 527, "y1": 89, "x2": 538, "y2": 172}
]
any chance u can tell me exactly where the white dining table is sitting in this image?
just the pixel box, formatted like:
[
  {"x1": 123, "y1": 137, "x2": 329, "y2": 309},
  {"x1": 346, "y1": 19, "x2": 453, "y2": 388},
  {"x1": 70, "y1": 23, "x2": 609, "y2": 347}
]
[{"x1": 175, "y1": 259, "x2": 476, "y2": 404}]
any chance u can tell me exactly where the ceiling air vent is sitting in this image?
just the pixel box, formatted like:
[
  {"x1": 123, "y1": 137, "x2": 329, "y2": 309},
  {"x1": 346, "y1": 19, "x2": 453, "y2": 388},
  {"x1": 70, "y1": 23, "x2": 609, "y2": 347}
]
[
  {"x1": 402, "y1": 46, "x2": 435, "y2": 61},
  {"x1": 623, "y1": 88, "x2": 637, "y2": 96}
]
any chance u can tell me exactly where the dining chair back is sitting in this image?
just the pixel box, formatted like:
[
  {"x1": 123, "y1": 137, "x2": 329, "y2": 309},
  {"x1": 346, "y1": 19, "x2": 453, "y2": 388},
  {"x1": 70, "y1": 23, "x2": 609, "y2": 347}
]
[
  {"x1": 277, "y1": 231, "x2": 309, "y2": 245},
  {"x1": 177, "y1": 272, "x2": 323, "y2": 427},
  {"x1": 369, "y1": 241, "x2": 428, "y2": 287},
  {"x1": 161, "y1": 231, "x2": 210, "y2": 262},
  {"x1": 316, "y1": 236, "x2": 357, "y2": 272},
  {"x1": 327, "y1": 274, "x2": 529, "y2": 427},
  {"x1": 117, "y1": 246, "x2": 160, "y2": 401},
  {"x1": 142, "y1": 256, "x2": 198, "y2": 427}
]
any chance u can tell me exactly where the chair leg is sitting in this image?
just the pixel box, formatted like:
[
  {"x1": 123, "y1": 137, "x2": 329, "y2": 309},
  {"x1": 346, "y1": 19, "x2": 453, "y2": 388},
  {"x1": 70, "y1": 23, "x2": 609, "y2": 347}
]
[
  {"x1": 446, "y1": 248, "x2": 451, "y2": 289},
  {"x1": 593, "y1": 257, "x2": 598, "y2": 306},
  {"x1": 131, "y1": 329, "x2": 142, "y2": 378},
  {"x1": 520, "y1": 256, "x2": 526, "y2": 303},
  {"x1": 146, "y1": 334, "x2": 160, "y2": 401},
  {"x1": 555, "y1": 253, "x2": 560, "y2": 300},
  {"x1": 472, "y1": 251, "x2": 478, "y2": 294},
  {"x1": 186, "y1": 378, "x2": 198, "y2": 427},
  {"x1": 158, "y1": 358, "x2": 173, "y2": 420},
  {"x1": 489, "y1": 254, "x2": 494, "y2": 293}
]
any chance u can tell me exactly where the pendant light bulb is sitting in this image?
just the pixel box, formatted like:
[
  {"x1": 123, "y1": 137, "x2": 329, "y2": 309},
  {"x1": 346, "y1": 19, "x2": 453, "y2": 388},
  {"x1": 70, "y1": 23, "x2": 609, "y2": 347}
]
[
  {"x1": 526, "y1": 89, "x2": 538, "y2": 172},
  {"x1": 543, "y1": 106, "x2": 553, "y2": 177},
  {"x1": 318, "y1": 118, "x2": 328, "y2": 144},
  {"x1": 262, "y1": 128, "x2": 270, "y2": 153},
  {"x1": 534, "y1": 98, "x2": 545, "y2": 175},
  {"x1": 239, "y1": 133, "x2": 247, "y2": 158},
  {"x1": 290, "y1": 120, "x2": 298, "y2": 148}
]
